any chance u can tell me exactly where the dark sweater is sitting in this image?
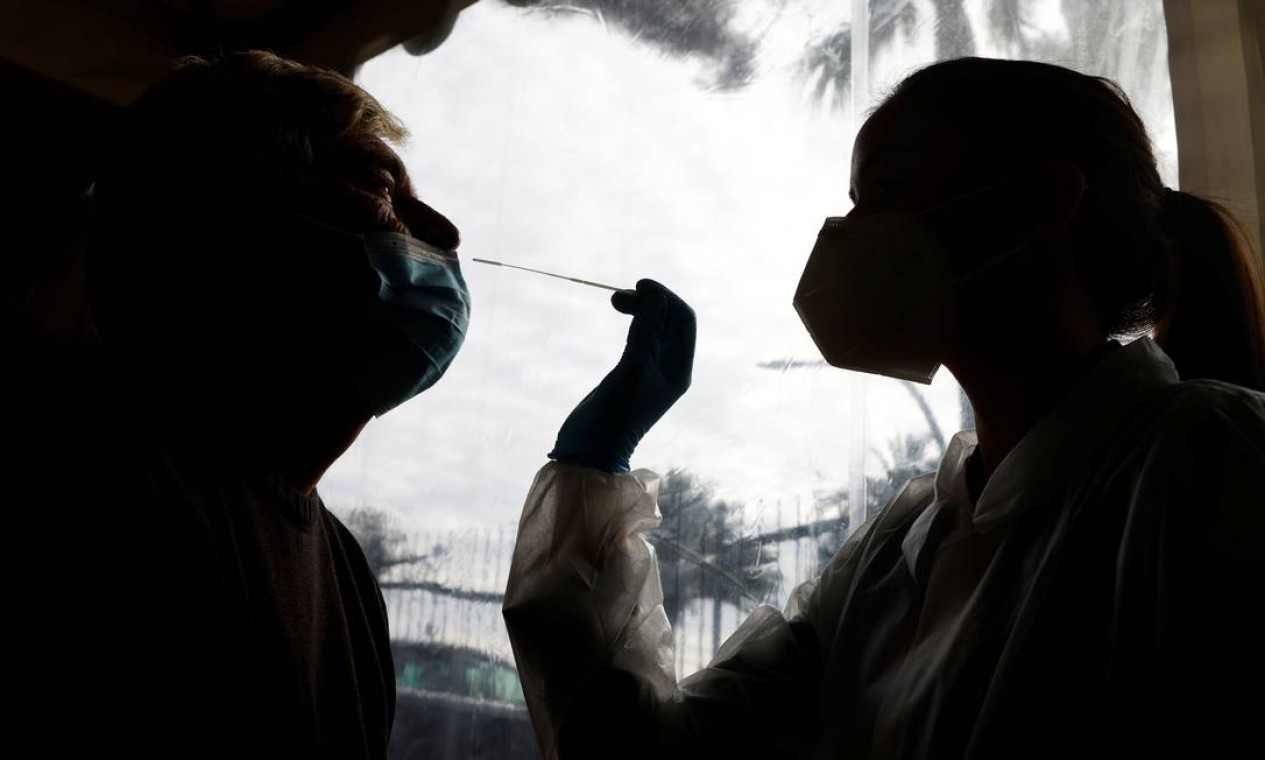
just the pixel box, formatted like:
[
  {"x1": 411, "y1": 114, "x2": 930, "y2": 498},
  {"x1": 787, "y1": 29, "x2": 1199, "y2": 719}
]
[{"x1": 10, "y1": 356, "x2": 395, "y2": 759}]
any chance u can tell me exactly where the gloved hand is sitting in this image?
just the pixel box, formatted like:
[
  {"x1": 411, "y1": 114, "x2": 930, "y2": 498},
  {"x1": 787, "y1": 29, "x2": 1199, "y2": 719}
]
[{"x1": 549, "y1": 279, "x2": 696, "y2": 473}]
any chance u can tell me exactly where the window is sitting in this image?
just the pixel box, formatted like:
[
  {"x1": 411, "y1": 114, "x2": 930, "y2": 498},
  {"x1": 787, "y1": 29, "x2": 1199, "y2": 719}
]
[{"x1": 325, "y1": 2, "x2": 1175, "y2": 757}]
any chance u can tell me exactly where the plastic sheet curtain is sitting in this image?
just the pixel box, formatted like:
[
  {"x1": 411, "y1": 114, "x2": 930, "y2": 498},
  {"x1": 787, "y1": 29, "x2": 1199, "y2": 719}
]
[{"x1": 322, "y1": 2, "x2": 1176, "y2": 757}]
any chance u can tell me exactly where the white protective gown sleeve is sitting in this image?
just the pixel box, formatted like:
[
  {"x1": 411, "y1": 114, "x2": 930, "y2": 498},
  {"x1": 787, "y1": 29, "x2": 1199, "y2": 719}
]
[
  {"x1": 502, "y1": 462, "x2": 842, "y2": 759},
  {"x1": 503, "y1": 339, "x2": 1265, "y2": 760}
]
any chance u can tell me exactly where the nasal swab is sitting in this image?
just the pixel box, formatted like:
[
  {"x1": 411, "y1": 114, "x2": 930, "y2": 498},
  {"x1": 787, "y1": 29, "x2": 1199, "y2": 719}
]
[{"x1": 472, "y1": 258, "x2": 622, "y2": 292}]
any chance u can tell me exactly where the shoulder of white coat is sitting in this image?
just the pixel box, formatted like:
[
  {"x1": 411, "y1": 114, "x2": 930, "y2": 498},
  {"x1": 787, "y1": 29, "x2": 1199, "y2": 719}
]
[
  {"x1": 791, "y1": 472, "x2": 937, "y2": 624},
  {"x1": 1122, "y1": 380, "x2": 1265, "y2": 529},
  {"x1": 1123, "y1": 379, "x2": 1265, "y2": 575},
  {"x1": 857, "y1": 471, "x2": 936, "y2": 541},
  {"x1": 843, "y1": 472, "x2": 938, "y2": 552},
  {"x1": 1144, "y1": 379, "x2": 1265, "y2": 445},
  {"x1": 886, "y1": 472, "x2": 938, "y2": 517},
  {"x1": 819, "y1": 473, "x2": 936, "y2": 577}
]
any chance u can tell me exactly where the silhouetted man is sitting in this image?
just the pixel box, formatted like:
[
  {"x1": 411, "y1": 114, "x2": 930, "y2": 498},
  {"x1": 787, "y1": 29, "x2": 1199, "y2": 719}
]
[{"x1": 11, "y1": 51, "x2": 469, "y2": 759}]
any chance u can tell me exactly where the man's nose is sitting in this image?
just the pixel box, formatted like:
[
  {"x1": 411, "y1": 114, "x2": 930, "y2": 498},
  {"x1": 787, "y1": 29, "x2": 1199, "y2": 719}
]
[{"x1": 397, "y1": 195, "x2": 461, "y2": 251}]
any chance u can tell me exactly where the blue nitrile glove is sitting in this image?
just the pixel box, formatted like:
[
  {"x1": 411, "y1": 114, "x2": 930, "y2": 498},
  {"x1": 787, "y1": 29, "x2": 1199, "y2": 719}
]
[{"x1": 549, "y1": 279, "x2": 696, "y2": 473}]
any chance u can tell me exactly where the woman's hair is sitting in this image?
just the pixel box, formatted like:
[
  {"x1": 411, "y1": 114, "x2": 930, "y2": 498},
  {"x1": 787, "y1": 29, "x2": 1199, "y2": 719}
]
[{"x1": 882, "y1": 57, "x2": 1265, "y2": 391}]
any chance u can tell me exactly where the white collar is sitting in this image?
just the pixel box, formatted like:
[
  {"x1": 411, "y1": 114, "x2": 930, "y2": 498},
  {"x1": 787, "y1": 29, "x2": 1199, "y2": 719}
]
[{"x1": 901, "y1": 337, "x2": 1180, "y2": 579}]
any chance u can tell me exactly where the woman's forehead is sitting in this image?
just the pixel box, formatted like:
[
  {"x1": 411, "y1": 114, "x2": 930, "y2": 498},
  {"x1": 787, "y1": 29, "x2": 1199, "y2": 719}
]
[{"x1": 852, "y1": 98, "x2": 970, "y2": 182}]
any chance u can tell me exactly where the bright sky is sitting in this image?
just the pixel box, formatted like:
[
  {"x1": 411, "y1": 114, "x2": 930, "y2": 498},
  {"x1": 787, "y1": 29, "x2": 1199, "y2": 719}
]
[
  {"x1": 319, "y1": 0, "x2": 1174, "y2": 566},
  {"x1": 320, "y1": 1, "x2": 934, "y2": 537}
]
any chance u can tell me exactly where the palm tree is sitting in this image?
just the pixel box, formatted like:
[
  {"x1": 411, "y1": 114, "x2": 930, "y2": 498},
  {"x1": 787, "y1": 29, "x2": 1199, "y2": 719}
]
[
  {"x1": 865, "y1": 431, "x2": 940, "y2": 517},
  {"x1": 802, "y1": 26, "x2": 853, "y2": 108},
  {"x1": 804, "y1": 0, "x2": 1170, "y2": 115},
  {"x1": 340, "y1": 505, "x2": 408, "y2": 577},
  {"x1": 652, "y1": 468, "x2": 782, "y2": 659},
  {"x1": 802, "y1": 0, "x2": 975, "y2": 106},
  {"x1": 872, "y1": 0, "x2": 976, "y2": 59},
  {"x1": 499, "y1": 1, "x2": 1166, "y2": 121},
  {"x1": 503, "y1": 0, "x2": 758, "y2": 89}
]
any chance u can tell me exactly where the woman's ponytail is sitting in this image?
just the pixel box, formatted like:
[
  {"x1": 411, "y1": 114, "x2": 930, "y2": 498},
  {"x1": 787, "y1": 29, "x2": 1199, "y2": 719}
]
[
  {"x1": 1154, "y1": 190, "x2": 1265, "y2": 391},
  {"x1": 887, "y1": 59, "x2": 1265, "y2": 391}
]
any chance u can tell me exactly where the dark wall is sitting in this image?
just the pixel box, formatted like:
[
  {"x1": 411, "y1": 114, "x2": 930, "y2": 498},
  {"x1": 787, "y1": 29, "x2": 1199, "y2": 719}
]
[{"x1": 2, "y1": 59, "x2": 116, "y2": 347}]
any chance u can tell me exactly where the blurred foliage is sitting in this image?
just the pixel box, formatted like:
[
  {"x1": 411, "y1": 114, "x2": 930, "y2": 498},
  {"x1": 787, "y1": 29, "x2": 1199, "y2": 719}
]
[
  {"x1": 341, "y1": 506, "x2": 408, "y2": 577},
  {"x1": 504, "y1": 0, "x2": 758, "y2": 89},
  {"x1": 653, "y1": 468, "x2": 781, "y2": 627}
]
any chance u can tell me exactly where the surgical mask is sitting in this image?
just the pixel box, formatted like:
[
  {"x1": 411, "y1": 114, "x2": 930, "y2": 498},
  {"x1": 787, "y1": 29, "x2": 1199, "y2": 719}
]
[
  {"x1": 792, "y1": 181, "x2": 1027, "y2": 383},
  {"x1": 354, "y1": 231, "x2": 471, "y2": 416}
]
